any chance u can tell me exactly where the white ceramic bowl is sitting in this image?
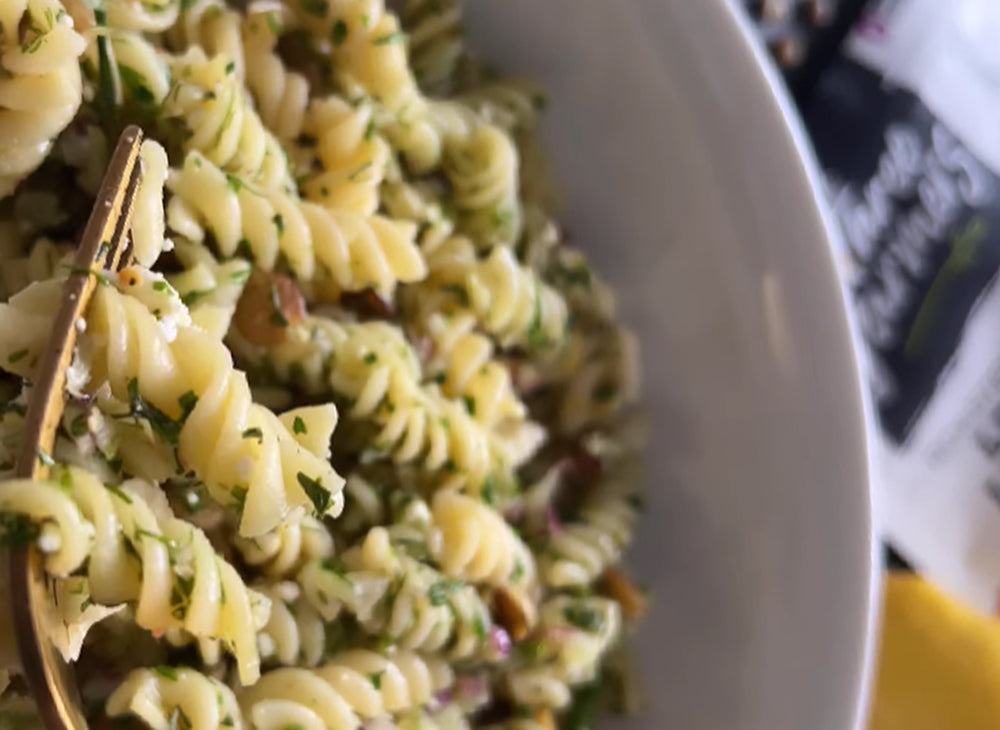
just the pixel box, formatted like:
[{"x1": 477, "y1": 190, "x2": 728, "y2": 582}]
[{"x1": 465, "y1": 2, "x2": 879, "y2": 729}]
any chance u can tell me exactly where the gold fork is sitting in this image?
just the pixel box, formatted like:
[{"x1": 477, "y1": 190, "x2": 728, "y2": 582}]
[{"x1": 8, "y1": 125, "x2": 144, "y2": 730}]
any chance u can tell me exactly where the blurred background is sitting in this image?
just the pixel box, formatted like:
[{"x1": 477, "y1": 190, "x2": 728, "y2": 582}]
[{"x1": 746, "y1": 1, "x2": 1000, "y2": 728}]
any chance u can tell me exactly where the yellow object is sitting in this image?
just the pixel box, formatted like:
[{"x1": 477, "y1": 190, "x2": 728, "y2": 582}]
[{"x1": 869, "y1": 573, "x2": 1000, "y2": 730}]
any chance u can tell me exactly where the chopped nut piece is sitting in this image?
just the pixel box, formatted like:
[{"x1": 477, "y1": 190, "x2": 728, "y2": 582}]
[
  {"x1": 234, "y1": 270, "x2": 306, "y2": 346},
  {"x1": 601, "y1": 567, "x2": 648, "y2": 620},
  {"x1": 493, "y1": 585, "x2": 537, "y2": 641}
]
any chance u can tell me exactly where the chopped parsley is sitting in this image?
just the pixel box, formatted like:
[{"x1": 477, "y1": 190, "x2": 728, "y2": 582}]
[
  {"x1": 169, "y1": 705, "x2": 192, "y2": 730},
  {"x1": 510, "y1": 559, "x2": 525, "y2": 583},
  {"x1": 120, "y1": 378, "x2": 183, "y2": 445},
  {"x1": 181, "y1": 289, "x2": 211, "y2": 308},
  {"x1": 480, "y1": 476, "x2": 497, "y2": 506},
  {"x1": 373, "y1": 31, "x2": 406, "y2": 45},
  {"x1": 152, "y1": 280, "x2": 170, "y2": 292},
  {"x1": 563, "y1": 604, "x2": 604, "y2": 633},
  {"x1": 178, "y1": 391, "x2": 199, "y2": 421},
  {"x1": 0, "y1": 513, "x2": 39, "y2": 548},
  {"x1": 293, "y1": 416, "x2": 307, "y2": 434},
  {"x1": 118, "y1": 65, "x2": 155, "y2": 105},
  {"x1": 364, "y1": 120, "x2": 376, "y2": 141},
  {"x1": 592, "y1": 382, "x2": 618, "y2": 403},
  {"x1": 69, "y1": 413, "x2": 88, "y2": 437},
  {"x1": 439, "y1": 283, "x2": 469, "y2": 306},
  {"x1": 428, "y1": 580, "x2": 462, "y2": 606},
  {"x1": 272, "y1": 213, "x2": 285, "y2": 235},
  {"x1": 369, "y1": 671, "x2": 384, "y2": 689},
  {"x1": 525, "y1": 281, "x2": 550, "y2": 350},
  {"x1": 462, "y1": 395, "x2": 476, "y2": 416},
  {"x1": 155, "y1": 666, "x2": 178, "y2": 681},
  {"x1": 473, "y1": 613, "x2": 487, "y2": 641},
  {"x1": 8, "y1": 349, "x2": 28, "y2": 364},
  {"x1": 348, "y1": 161, "x2": 372, "y2": 181},
  {"x1": 297, "y1": 472, "x2": 331, "y2": 515},
  {"x1": 225, "y1": 173, "x2": 243, "y2": 193},
  {"x1": 106, "y1": 484, "x2": 133, "y2": 504},
  {"x1": 242, "y1": 427, "x2": 264, "y2": 443},
  {"x1": 299, "y1": 0, "x2": 327, "y2": 18},
  {"x1": 331, "y1": 18, "x2": 348, "y2": 44},
  {"x1": 363, "y1": 352, "x2": 378, "y2": 365},
  {"x1": 225, "y1": 60, "x2": 235, "y2": 74},
  {"x1": 229, "y1": 485, "x2": 248, "y2": 512}
]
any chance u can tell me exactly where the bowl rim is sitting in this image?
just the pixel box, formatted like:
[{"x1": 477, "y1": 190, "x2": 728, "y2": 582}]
[{"x1": 713, "y1": 3, "x2": 882, "y2": 727}]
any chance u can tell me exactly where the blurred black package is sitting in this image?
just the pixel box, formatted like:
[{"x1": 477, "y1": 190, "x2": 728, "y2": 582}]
[{"x1": 802, "y1": 0, "x2": 1000, "y2": 611}]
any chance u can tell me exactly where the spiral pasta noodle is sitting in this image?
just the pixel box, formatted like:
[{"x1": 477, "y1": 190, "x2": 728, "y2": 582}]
[
  {"x1": 422, "y1": 311, "x2": 524, "y2": 429},
  {"x1": 240, "y1": 2, "x2": 308, "y2": 141},
  {"x1": 167, "y1": 0, "x2": 244, "y2": 77},
  {"x1": 507, "y1": 597, "x2": 622, "y2": 709},
  {"x1": 165, "y1": 48, "x2": 294, "y2": 194},
  {"x1": 235, "y1": 513, "x2": 333, "y2": 577},
  {"x1": 0, "y1": 0, "x2": 85, "y2": 200},
  {"x1": 298, "y1": 96, "x2": 390, "y2": 217},
  {"x1": 299, "y1": 524, "x2": 496, "y2": 661},
  {"x1": 105, "y1": 0, "x2": 180, "y2": 32},
  {"x1": 240, "y1": 650, "x2": 453, "y2": 729},
  {"x1": 81, "y1": 28, "x2": 172, "y2": 108},
  {"x1": 400, "y1": 0, "x2": 465, "y2": 94},
  {"x1": 107, "y1": 666, "x2": 244, "y2": 729},
  {"x1": 255, "y1": 580, "x2": 326, "y2": 668},
  {"x1": 0, "y1": 467, "x2": 270, "y2": 683},
  {"x1": 84, "y1": 281, "x2": 345, "y2": 536},
  {"x1": 430, "y1": 491, "x2": 535, "y2": 590},
  {"x1": 541, "y1": 494, "x2": 637, "y2": 589},
  {"x1": 167, "y1": 150, "x2": 426, "y2": 295}
]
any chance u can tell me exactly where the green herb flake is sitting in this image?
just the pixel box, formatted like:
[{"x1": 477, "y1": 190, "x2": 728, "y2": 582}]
[
  {"x1": 106, "y1": 483, "x2": 134, "y2": 504},
  {"x1": 169, "y1": 705, "x2": 192, "y2": 730},
  {"x1": 462, "y1": 395, "x2": 476, "y2": 416},
  {"x1": 155, "y1": 666, "x2": 179, "y2": 681},
  {"x1": 265, "y1": 11, "x2": 280, "y2": 34},
  {"x1": 473, "y1": 613, "x2": 487, "y2": 641},
  {"x1": 118, "y1": 65, "x2": 155, "y2": 105},
  {"x1": 225, "y1": 60, "x2": 235, "y2": 74},
  {"x1": 428, "y1": 580, "x2": 462, "y2": 606},
  {"x1": 480, "y1": 476, "x2": 497, "y2": 506},
  {"x1": 178, "y1": 391, "x2": 199, "y2": 421},
  {"x1": 299, "y1": 0, "x2": 328, "y2": 18},
  {"x1": 565, "y1": 677, "x2": 605, "y2": 730},
  {"x1": 292, "y1": 416, "x2": 307, "y2": 434},
  {"x1": 364, "y1": 120, "x2": 376, "y2": 141},
  {"x1": 229, "y1": 486, "x2": 248, "y2": 512},
  {"x1": 363, "y1": 352, "x2": 378, "y2": 365},
  {"x1": 152, "y1": 280, "x2": 169, "y2": 292},
  {"x1": 69, "y1": 413, "x2": 88, "y2": 437},
  {"x1": 369, "y1": 671, "x2": 384, "y2": 689},
  {"x1": 7, "y1": 349, "x2": 28, "y2": 365},
  {"x1": 225, "y1": 173, "x2": 243, "y2": 193},
  {"x1": 181, "y1": 289, "x2": 211, "y2": 308},
  {"x1": 348, "y1": 161, "x2": 372, "y2": 181},
  {"x1": 511, "y1": 559, "x2": 525, "y2": 583},
  {"x1": 563, "y1": 604, "x2": 604, "y2": 633},
  {"x1": 272, "y1": 213, "x2": 285, "y2": 235},
  {"x1": 0, "y1": 514, "x2": 39, "y2": 548},
  {"x1": 439, "y1": 283, "x2": 469, "y2": 306},
  {"x1": 526, "y1": 280, "x2": 550, "y2": 350},
  {"x1": 230, "y1": 267, "x2": 251, "y2": 284},
  {"x1": 373, "y1": 31, "x2": 406, "y2": 45},
  {"x1": 592, "y1": 382, "x2": 618, "y2": 403},
  {"x1": 331, "y1": 18, "x2": 348, "y2": 44},
  {"x1": 120, "y1": 378, "x2": 183, "y2": 445},
  {"x1": 242, "y1": 427, "x2": 264, "y2": 443},
  {"x1": 297, "y1": 472, "x2": 331, "y2": 515},
  {"x1": 492, "y1": 207, "x2": 513, "y2": 229}
]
